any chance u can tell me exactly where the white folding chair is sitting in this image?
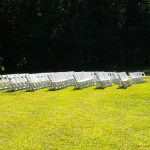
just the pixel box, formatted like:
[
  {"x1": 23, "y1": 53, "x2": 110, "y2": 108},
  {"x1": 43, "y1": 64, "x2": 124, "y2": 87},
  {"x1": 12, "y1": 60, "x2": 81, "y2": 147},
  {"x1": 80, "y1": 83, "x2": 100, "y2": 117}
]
[
  {"x1": 118, "y1": 72, "x2": 132, "y2": 88},
  {"x1": 0, "y1": 75, "x2": 12, "y2": 90},
  {"x1": 73, "y1": 72, "x2": 95, "y2": 89},
  {"x1": 95, "y1": 72, "x2": 113, "y2": 88}
]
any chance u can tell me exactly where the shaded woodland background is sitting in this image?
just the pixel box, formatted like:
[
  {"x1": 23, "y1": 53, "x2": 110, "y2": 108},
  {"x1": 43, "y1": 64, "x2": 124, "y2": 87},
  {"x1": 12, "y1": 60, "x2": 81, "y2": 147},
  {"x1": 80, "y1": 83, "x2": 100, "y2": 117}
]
[{"x1": 0, "y1": 0, "x2": 150, "y2": 73}]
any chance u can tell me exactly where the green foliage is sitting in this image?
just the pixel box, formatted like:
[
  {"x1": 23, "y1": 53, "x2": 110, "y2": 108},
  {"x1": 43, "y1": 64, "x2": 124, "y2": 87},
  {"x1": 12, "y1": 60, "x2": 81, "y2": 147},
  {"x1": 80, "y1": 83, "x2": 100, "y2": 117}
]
[
  {"x1": 17, "y1": 57, "x2": 27, "y2": 71},
  {"x1": 0, "y1": 77, "x2": 150, "y2": 149},
  {"x1": 0, "y1": 0, "x2": 150, "y2": 71},
  {"x1": 0, "y1": 56, "x2": 5, "y2": 72}
]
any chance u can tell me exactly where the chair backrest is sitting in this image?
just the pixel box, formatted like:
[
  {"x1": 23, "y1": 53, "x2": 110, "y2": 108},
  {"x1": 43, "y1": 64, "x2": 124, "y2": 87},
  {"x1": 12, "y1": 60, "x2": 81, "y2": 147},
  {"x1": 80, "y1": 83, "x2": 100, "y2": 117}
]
[
  {"x1": 118, "y1": 72, "x2": 129, "y2": 81},
  {"x1": 112, "y1": 72, "x2": 119, "y2": 79},
  {"x1": 96, "y1": 72, "x2": 109, "y2": 81}
]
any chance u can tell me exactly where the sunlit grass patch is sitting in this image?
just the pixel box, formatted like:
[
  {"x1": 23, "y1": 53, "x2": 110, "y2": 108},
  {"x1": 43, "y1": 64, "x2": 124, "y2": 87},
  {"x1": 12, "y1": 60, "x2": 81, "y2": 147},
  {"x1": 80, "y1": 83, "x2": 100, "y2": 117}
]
[{"x1": 0, "y1": 78, "x2": 150, "y2": 149}]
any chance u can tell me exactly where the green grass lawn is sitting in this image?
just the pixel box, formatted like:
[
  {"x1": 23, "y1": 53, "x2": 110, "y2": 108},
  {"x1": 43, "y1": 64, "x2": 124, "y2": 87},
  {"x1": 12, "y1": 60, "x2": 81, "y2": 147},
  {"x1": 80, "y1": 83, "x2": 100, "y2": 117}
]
[{"x1": 0, "y1": 78, "x2": 150, "y2": 149}]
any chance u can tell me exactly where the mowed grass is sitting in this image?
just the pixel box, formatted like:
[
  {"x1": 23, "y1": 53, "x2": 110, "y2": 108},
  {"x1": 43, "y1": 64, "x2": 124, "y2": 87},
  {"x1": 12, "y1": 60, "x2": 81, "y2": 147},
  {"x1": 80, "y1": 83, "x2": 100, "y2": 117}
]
[{"x1": 0, "y1": 78, "x2": 150, "y2": 149}]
